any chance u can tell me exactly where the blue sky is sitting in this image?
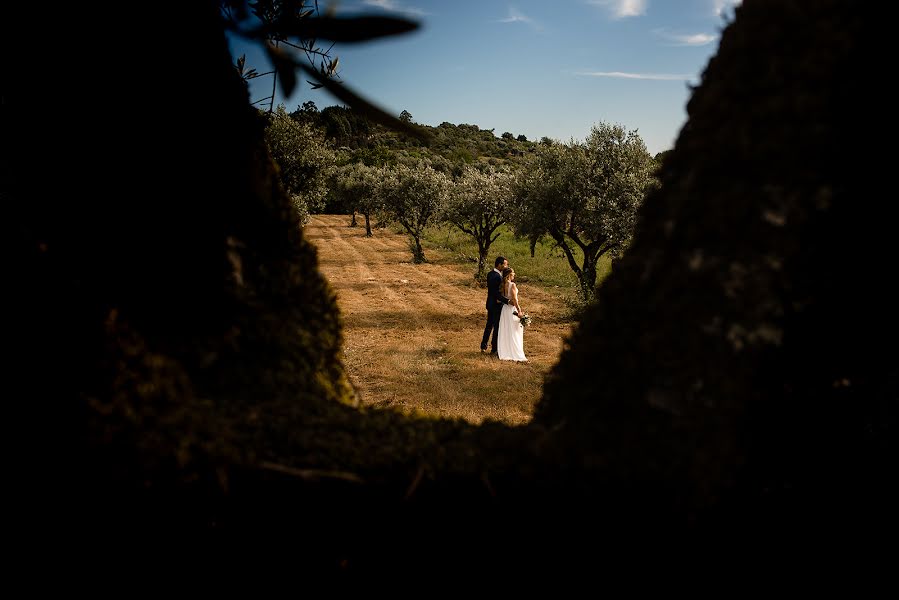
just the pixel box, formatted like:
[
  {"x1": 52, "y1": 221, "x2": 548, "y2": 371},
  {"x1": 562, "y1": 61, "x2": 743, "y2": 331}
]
[{"x1": 229, "y1": 0, "x2": 741, "y2": 155}]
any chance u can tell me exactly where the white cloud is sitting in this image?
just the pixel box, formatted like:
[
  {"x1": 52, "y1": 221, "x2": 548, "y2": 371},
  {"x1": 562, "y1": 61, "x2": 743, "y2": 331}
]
[
  {"x1": 362, "y1": 0, "x2": 428, "y2": 17},
  {"x1": 586, "y1": 0, "x2": 648, "y2": 19},
  {"x1": 498, "y1": 7, "x2": 543, "y2": 31},
  {"x1": 653, "y1": 29, "x2": 718, "y2": 46},
  {"x1": 713, "y1": 0, "x2": 742, "y2": 17},
  {"x1": 575, "y1": 70, "x2": 692, "y2": 81}
]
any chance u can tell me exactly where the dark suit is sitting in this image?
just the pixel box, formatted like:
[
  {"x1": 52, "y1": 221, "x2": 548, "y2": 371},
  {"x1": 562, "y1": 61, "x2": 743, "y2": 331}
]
[{"x1": 481, "y1": 269, "x2": 509, "y2": 352}]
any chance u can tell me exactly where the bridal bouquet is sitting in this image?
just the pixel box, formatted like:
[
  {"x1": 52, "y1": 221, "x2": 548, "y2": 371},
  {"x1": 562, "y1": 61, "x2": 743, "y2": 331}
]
[{"x1": 516, "y1": 312, "x2": 532, "y2": 327}]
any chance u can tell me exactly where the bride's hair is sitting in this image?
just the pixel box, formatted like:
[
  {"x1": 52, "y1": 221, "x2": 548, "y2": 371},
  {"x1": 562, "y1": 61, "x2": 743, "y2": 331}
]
[{"x1": 501, "y1": 267, "x2": 514, "y2": 296}]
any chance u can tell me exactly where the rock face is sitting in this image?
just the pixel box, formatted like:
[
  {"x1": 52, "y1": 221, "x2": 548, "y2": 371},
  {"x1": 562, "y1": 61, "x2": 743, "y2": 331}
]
[{"x1": 536, "y1": 0, "x2": 895, "y2": 530}]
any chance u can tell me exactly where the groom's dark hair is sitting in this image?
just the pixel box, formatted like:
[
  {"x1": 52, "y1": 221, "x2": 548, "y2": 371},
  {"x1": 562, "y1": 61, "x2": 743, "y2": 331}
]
[{"x1": 494, "y1": 256, "x2": 506, "y2": 268}]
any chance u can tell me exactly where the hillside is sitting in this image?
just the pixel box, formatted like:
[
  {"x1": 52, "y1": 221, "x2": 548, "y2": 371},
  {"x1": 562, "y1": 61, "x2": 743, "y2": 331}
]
[{"x1": 291, "y1": 103, "x2": 540, "y2": 170}]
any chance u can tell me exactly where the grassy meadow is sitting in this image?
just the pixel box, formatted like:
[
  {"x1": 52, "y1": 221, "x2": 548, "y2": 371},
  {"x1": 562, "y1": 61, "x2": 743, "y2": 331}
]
[
  {"x1": 305, "y1": 216, "x2": 618, "y2": 424},
  {"x1": 419, "y1": 222, "x2": 615, "y2": 296}
]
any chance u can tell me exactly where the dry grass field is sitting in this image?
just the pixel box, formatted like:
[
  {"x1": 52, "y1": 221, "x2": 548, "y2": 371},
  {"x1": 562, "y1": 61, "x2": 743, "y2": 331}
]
[{"x1": 305, "y1": 215, "x2": 575, "y2": 425}]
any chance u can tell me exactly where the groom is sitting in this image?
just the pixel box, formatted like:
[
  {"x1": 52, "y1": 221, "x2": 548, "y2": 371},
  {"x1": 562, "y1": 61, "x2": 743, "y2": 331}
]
[{"x1": 481, "y1": 256, "x2": 510, "y2": 355}]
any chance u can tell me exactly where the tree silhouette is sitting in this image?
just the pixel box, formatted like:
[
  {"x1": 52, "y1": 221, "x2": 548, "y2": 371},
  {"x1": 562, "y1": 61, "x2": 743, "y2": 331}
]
[{"x1": 5, "y1": 0, "x2": 892, "y2": 564}]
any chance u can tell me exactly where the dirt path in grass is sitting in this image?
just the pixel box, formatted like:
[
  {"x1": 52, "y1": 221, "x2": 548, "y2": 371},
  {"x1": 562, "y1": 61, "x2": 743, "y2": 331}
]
[{"x1": 305, "y1": 214, "x2": 574, "y2": 425}]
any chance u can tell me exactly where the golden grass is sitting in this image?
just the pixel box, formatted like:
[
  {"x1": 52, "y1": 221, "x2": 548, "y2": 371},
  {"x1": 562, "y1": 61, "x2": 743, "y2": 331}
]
[{"x1": 305, "y1": 215, "x2": 574, "y2": 425}]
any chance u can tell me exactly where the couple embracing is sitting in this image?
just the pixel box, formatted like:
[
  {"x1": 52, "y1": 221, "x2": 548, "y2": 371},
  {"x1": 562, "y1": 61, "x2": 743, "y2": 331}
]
[{"x1": 480, "y1": 256, "x2": 528, "y2": 362}]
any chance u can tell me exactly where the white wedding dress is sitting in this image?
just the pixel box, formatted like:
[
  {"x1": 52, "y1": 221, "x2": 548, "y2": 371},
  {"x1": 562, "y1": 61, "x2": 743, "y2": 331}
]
[{"x1": 497, "y1": 282, "x2": 527, "y2": 362}]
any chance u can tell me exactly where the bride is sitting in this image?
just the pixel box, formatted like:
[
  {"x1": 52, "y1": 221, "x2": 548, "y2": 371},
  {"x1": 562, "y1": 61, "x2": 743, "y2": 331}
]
[{"x1": 497, "y1": 267, "x2": 527, "y2": 362}]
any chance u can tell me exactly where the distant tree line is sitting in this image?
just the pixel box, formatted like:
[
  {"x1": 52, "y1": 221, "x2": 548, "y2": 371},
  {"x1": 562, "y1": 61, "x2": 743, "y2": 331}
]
[{"x1": 263, "y1": 100, "x2": 662, "y2": 297}]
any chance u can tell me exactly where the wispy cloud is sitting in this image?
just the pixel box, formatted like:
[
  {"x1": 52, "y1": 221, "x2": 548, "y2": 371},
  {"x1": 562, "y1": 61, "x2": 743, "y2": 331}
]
[
  {"x1": 361, "y1": 0, "x2": 428, "y2": 17},
  {"x1": 586, "y1": 0, "x2": 648, "y2": 19},
  {"x1": 575, "y1": 70, "x2": 692, "y2": 81},
  {"x1": 497, "y1": 7, "x2": 543, "y2": 32},
  {"x1": 712, "y1": 0, "x2": 742, "y2": 17},
  {"x1": 653, "y1": 29, "x2": 718, "y2": 46}
]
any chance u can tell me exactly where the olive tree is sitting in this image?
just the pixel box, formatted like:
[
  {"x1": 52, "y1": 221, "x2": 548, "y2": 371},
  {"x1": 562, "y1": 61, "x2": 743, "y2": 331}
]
[
  {"x1": 512, "y1": 123, "x2": 657, "y2": 301},
  {"x1": 378, "y1": 163, "x2": 449, "y2": 263},
  {"x1": 334, "y1": 162, "x2": 383, "y2": 236},
  {"x1": 264, "y1": 105, "x2": 335, "y2": 224},
  {"x1": 444, "y1": 166, "x2": 515, "y2": 279}
]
